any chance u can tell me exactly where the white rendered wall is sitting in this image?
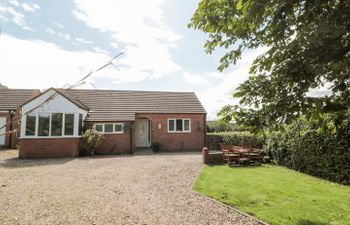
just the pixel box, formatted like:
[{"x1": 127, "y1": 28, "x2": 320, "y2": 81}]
[{"x1": 21, "y1": 89, "x2": 88, "y2": 138}]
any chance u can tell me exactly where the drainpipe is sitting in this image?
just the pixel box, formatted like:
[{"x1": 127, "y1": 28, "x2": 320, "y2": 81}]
[
  {"x1": 130, "y1": 122, "x2": 134, "y2": 154},
  {"x1": 204, "y1": 113, "x2": 207, "y2": 148}
]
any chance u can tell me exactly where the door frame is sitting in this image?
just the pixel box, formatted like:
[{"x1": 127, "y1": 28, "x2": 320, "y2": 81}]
[
  {"x1": 134, "y1": 119, "x2": 151, "y2": 148},
  {"x1": 0, "y1": 116, "x2": 6, "y2": 146}
]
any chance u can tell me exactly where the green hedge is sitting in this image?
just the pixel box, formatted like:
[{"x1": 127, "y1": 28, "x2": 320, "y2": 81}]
[
  {"x1": 265, "y1": 117, "x2": 350, "y2": 185},
  {"x1": 207, "y1": 132, "x2": 265, "y2": 149}
]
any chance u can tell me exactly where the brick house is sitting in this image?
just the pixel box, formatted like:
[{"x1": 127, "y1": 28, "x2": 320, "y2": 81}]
[
  {"x1": 0, "y1": 89, "x2": 40, "y2": 148},
  {"x1": 19, "y1": 88, "x2": 207, "y2": 158}
]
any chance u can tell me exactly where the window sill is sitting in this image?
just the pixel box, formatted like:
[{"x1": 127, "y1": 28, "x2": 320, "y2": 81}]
[
  {"x1": 168, "y1": 131, "x2": 191, "y2": 133},
  {"x1": 20, "y1": 136, "x2": 82, "y2": 139}
]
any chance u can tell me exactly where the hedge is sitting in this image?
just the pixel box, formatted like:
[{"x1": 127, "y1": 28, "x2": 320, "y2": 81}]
[
  {"x1": 207, "y1": 132, "x2": 265, "y2": 149},
  {"x1": 265, "y1": 117, "x2": 350, "y2": 185}
]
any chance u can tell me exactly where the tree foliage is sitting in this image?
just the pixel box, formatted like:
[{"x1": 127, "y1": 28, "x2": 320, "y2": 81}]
[{"x1": 189, "y1": 0, "x2": 350, "y2": 129}]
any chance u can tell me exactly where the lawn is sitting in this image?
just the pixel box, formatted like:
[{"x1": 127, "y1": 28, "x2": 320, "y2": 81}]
[{"x1": 194, "y1": 165, "x2": 350, "y2": 225}]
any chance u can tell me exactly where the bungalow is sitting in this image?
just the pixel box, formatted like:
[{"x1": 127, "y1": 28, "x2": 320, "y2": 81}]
[
  {"x1": 19, "y1": 88, "x2": 207, "y2": 158},
  {"x1": 0, "y1": 89, "x2": 40, "y2": 148}
]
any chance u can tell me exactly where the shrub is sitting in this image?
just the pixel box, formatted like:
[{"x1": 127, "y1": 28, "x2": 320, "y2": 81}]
[
  {"x1": 80, "y1": 128, "x2": 104, "y2": 156},
  {"x1": 152, "y1": 142, "x2": 160, "y2": 152}
]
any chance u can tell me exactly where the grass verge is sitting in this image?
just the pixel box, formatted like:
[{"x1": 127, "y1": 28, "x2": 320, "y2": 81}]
[{"x1": 194, "y1": 165, "x2": 350, "y2": 225}]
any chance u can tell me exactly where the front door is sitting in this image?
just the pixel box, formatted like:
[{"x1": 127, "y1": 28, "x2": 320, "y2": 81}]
[
  {"x1": 0, "y1": 117, "x2": 6, "y2": 146},
  {"x1": 135, "y1": 119, "x2": 150, "y2": 147}
]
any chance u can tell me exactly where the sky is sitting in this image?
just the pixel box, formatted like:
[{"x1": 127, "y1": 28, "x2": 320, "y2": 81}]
[{"x1": 0, "y1": 0, "x2": 266, "y2": 119}]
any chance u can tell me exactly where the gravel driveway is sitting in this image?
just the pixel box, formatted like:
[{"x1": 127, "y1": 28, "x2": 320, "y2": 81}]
[{"x1": 0, "y1": 149, "x2": 261, "y2": 225}]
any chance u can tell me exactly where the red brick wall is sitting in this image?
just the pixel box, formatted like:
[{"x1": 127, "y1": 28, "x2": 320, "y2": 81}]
[
  {"x1": 95, "y1": 133, "x2": 131, "y2": 155},
  {"x1": 19, "y1": 138, "x2": 80, "y2": 158},
  {"x1": 135, "y1": 113, "x2": 206, "y2": 152},
  {"x1": 84, "y1": 122, "x2": 132, "y2": 155}
]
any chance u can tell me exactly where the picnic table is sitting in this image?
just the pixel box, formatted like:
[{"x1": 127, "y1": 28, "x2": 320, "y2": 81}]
[{"x1": 221, "y1": 144, "x2": 264, "y2": 166}]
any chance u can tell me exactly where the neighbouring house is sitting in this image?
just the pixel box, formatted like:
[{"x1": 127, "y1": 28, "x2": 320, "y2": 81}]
[
  {"x1": 0, "y1": 89, "x2": 41, "y2": 148},
  {"x1": 19, "y1": 88, "x2": 207, "y2": 158}
]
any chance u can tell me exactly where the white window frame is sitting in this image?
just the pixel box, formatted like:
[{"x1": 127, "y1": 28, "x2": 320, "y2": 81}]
[
  {"x1": 63, "y1": 113, "x2": 75, "y2": 137},
  {"x1": 167, "y1": 118, "x2": 191, "y2": 133},
  {"x1": 37, "y1": 112, "x2": 51, "y2": 137},
  {"x1": 25, "y1": 113, "x2": 37, "y2": 136},
  {"x1": 94, "y1": 123, "x2": 124, "y2": 134},
  {"x1": 78, "y1": 113, "x2": 84, "y2": 135},
  {"x1": 24, "y1": 112, "x2": 79, "y2": 138},
  {"x1": 51, "y1": 113, "x2": 64, "y2": 137},
  {"x1": 104, "y1": 124, "x2": 114, "y2": 133},
  {"x1": 114, "y1": 123, "x2": 124, "y2": 133}
]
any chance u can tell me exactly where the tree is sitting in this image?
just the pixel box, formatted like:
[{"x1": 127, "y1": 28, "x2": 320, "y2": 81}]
[{"x1": 189, "y1": 0, "x2": 350, "y2": 130}]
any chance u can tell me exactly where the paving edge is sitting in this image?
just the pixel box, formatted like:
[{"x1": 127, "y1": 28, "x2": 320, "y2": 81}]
[{"x1": 191, "y1": 165, "x2": 270, "y2": 225}]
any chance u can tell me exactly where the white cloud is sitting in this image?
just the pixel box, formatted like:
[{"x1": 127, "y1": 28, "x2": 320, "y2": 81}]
[
  {"x1": 95, "y1": 67, "x2": 150, "y2": 84},
  {"x1": 196, "y1": 47, "x2": 269, "y2": 119},
  {"x1": 46, "y1": 27, "x2": 55, "y2": 34},
  {"x1": 72, "y1": 0, "x2": 182, "y2": 81},
  {"x1": 21, "y1": 3, "x2": 40, "y2": 13},
  {"x1": 92, "y1": 46, "x2": 109, "y2": 54},
  {"x1": 0, "y1": 34, "x2": 120, "y2": 89},
  {"x1": 183, "y1": 72, "x2": 211, "y2": 86},
  {"x1": 75, "y1": 37, "x2": 93, "y2": 45},
  {"x1": 0, "y1": 6, "x2": 33, "y2": 31},
  {"x1": 45, "y1": 27, "x2": 72, "y2": 41},
  {"x1": 110, "y1": 42, "x2": 118, "y2": 49},
  {"x1": 8, "y1": 0, "x2": 20, "y2": 7},
  {"x1": 53, "y1": 22, "x2": 64, "y2": 29}
]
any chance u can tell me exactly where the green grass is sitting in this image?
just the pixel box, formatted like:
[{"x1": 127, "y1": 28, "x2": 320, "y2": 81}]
[{"x1": 194, "y1": 165, "x2": 350, "y2": 225}]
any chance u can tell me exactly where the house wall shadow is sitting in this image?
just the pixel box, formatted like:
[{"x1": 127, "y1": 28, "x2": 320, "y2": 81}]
[
  {"x1": 0, "y1": 157, "x2": 75, "y2": 168},
  {"x1": 0, "y1": 151, "x2": 202, "y2": 169}
]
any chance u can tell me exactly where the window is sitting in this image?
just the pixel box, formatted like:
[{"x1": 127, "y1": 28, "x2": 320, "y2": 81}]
[
  {"x1": 105, "y1": 124, "x2": 113, "y2": 133},
  {"x1": 176, "y1": 119, "x2": 183, "y2": 131},
  {"x1": 38, "y1": 113, "x2": 50, "y2": 136},
  {"x1": 78, "y1": 114, "x2": 83, "y2": 135},
  {"x1": 184, "y1": 119, "x2": 190, "y2": 131},
  {"x1": 94, "y1": 123, "x2": 124, "y2": 133},
  {"x1": 23, "y1": 112, "x2": 80, "y2": 138},
  {"x1": 64, "y1": 114, "x2": 74, "y2": 136},
  {"x1": 25, "y1": 113, "x2": 36, "y2": 136},
  {"x1": 95, "y1": 124, "x2": 103, "y2": 132},
  {"x1": 168, "y1": 119, "x2": 191, "y2": 133},
  {"x1": 168, "y1": 119, "x2": 175, "y2": 131},
  {"x1": 51, "y1": 113, "x2": 63, "y2": 136},
  {"x1": 114, "y1": 124, "x2": 123, "y2": 133}
]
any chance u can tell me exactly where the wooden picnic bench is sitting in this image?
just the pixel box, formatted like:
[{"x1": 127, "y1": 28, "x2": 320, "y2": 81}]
[{"x1": 220, "y1": 144, "x2": 264, "y2": 166}]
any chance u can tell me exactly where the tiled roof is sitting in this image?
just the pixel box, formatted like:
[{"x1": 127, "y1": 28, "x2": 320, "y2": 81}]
[
  {"x1": 0, "y1": 89, "x2": 40, "y2": 111},
  {"x1": 62, "y1": 89, "x2": 206, "y2": 121}
]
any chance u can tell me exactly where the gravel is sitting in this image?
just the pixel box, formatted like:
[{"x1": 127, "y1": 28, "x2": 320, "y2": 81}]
[{"x1": 0, "y1": 149, "x2": 262, "y2": 225}]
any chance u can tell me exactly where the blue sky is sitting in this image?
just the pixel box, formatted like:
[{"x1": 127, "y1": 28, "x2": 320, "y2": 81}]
[{"x1": 0, "y1": 0, "x2": 265, "y2": 119}]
